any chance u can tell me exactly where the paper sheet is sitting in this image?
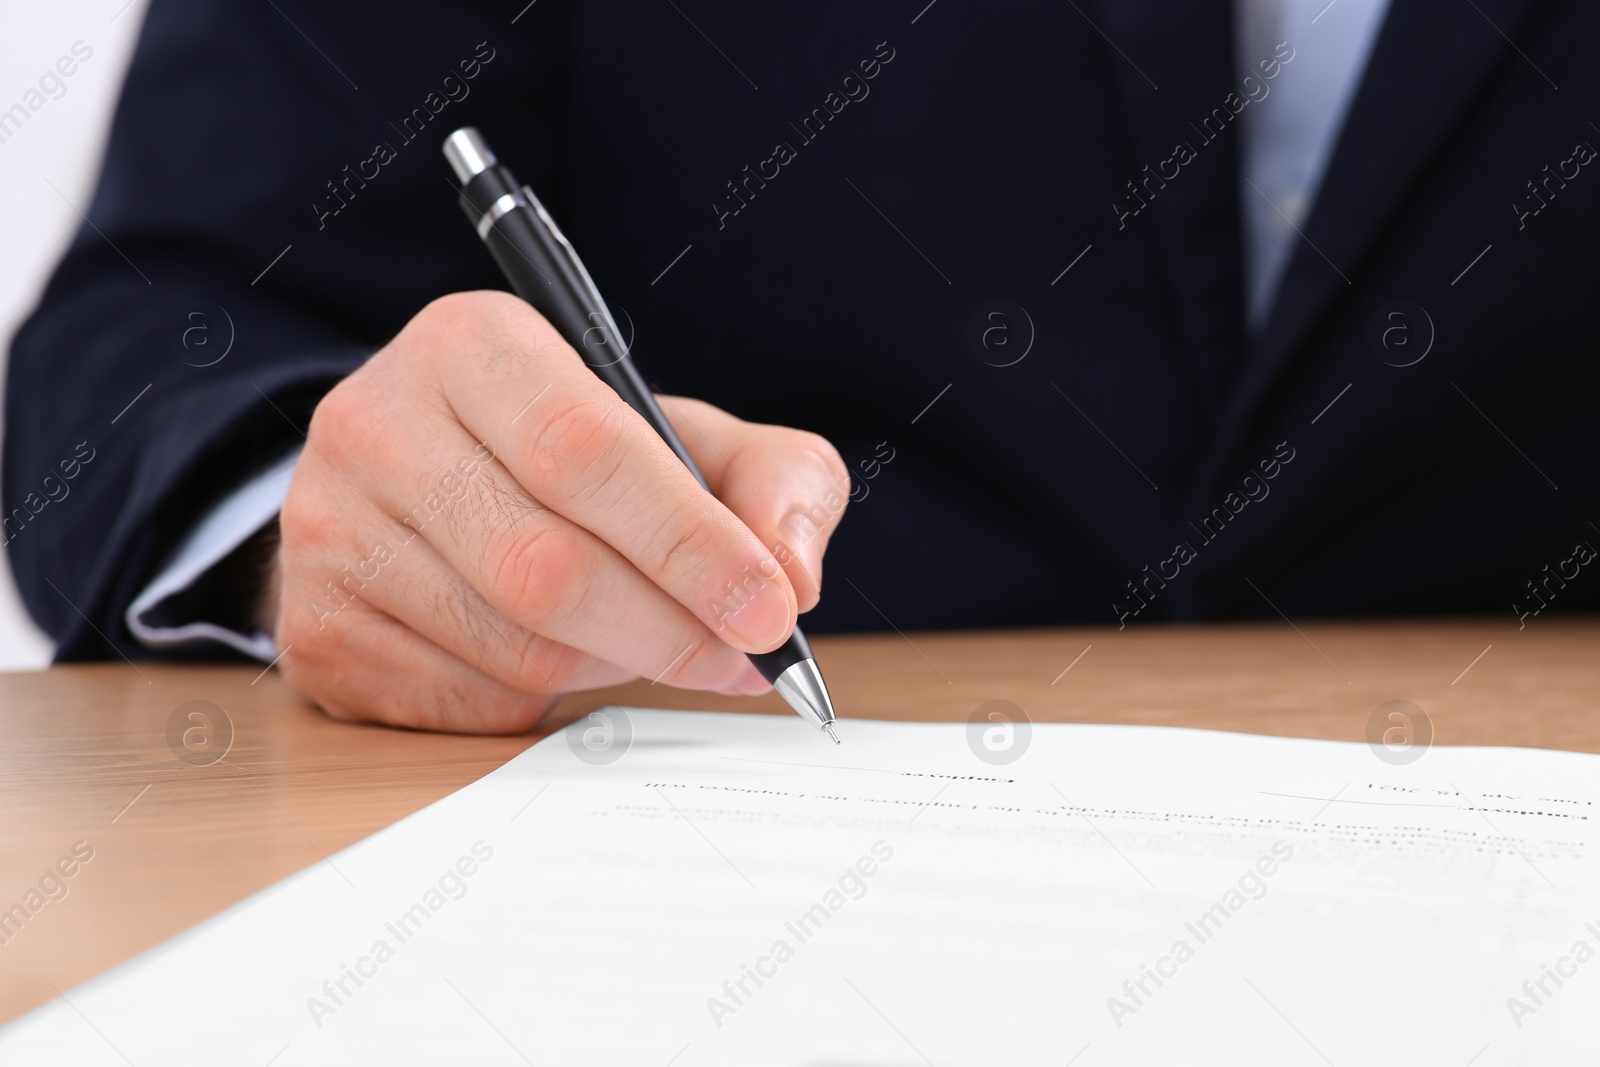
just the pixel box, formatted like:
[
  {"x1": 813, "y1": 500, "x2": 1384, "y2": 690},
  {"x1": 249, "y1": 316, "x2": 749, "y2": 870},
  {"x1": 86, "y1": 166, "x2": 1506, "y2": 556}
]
[{"x1": 4, "y1": 710, "x2": 1597, "y2": 1065}]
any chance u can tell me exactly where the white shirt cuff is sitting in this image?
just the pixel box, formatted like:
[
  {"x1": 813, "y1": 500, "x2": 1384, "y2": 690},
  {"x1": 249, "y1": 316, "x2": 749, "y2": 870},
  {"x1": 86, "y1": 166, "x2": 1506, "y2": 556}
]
[{"x1": 126, "y1": 449, "x2": 300, "y2": 662}]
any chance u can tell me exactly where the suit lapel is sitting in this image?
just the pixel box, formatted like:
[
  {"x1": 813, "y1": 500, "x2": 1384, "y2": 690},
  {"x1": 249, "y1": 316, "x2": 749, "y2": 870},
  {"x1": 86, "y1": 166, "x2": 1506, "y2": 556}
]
[
  {"x1": 1231, "y1": 0, "x2": 1554, "y2": 426},
  {"x1": 1090, "y1": 0, "x2": 1246, "y2": 406}
]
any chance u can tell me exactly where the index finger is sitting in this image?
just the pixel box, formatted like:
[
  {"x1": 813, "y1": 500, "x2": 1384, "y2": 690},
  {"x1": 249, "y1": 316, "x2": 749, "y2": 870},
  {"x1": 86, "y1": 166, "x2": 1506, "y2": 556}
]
[{"x1": 428, "y1": 292, "x2": 799, "y2": 654}]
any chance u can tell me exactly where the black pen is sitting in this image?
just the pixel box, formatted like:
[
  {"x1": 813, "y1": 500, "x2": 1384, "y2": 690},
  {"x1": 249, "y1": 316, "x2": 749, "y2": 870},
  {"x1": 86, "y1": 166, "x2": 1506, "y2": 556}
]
[{"x1": 442, "y1": 127, "x2": 840, "y2": 743}]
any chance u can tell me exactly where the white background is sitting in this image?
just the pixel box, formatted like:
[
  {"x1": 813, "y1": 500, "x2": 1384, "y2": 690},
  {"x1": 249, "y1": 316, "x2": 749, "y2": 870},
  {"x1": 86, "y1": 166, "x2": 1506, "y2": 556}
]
[{"x1": 0, "y1": 1, "x2": 148, "y2": 668}]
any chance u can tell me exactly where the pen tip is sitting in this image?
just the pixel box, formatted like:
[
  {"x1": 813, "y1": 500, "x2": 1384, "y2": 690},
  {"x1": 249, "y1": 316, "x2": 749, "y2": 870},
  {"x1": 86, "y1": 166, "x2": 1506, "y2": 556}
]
[
  {"x1": 773, "y1": 658, "x2": 838, "y2": 733},
  {"x1": 823, "y1": 722, "x2": 841, "y2": 745}
]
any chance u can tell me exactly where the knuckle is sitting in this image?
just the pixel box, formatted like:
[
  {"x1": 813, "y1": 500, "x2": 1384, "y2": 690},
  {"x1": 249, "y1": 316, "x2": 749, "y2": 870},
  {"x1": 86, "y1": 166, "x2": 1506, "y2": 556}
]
[
  {"x1": 412, "y1": 290, "x2": 512, "y2": 340},
  {"x1": 419, "y1": 289, "x2": 486, "y2": 323},
  {"x1": 524, "y1": 397, "x2": 626, "y2": 488},
  {"x1": 661, "y1": 633, "x2": 734, "y2": 690},
  {"x1": 492, "y1": 522, "x2": 590, "y2": 627},
  {"x1": 277, "y1": 479, "x2": 338, "y2": 552},
  {"x1": 653, "y1": 504, "x2": 719, "y2": 577},
  {"x1": 411, "y1": 291, "x2": 561, "y2": 377},
  {"x1": 306, "y1": 376, "x2": 383, "y2": 463}
]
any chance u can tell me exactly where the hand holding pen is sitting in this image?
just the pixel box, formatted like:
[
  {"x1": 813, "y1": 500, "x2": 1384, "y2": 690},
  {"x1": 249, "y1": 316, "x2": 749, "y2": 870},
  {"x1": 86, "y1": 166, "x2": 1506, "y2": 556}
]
[
  {"x1": 442, "y1": 127, "x2": 840, "y2": 740},
  {"x1": 253, "y1": 140, "x2": 849, "y2": 736}
]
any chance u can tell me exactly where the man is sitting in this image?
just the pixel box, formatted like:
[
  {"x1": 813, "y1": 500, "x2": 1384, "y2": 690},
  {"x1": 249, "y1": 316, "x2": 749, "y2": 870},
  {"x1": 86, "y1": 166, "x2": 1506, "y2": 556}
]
[{"x1": 6, "y1": 0, "x2": 1596, "y2": 732}]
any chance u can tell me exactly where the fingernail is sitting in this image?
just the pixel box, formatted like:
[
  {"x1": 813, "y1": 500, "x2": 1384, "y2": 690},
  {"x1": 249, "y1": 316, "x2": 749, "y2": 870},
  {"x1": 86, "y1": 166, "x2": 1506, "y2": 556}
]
[
  {"x1": 780, "y1": 511, "x2": 823, "y2": 592},
  {"x1": 714, "y1": 559, "x2": 793, "y2": 651}
]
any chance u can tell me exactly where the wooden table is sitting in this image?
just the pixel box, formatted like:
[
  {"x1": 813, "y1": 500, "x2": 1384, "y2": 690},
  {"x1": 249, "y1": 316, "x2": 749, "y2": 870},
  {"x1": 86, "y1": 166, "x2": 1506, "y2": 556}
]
[{"x1": 2, "y1": 618, "x2": 1596, "y2": 1024}]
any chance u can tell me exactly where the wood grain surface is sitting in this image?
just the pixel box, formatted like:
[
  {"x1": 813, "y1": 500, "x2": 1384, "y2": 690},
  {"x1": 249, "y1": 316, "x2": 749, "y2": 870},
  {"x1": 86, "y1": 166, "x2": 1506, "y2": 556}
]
[{"x1": 1, "y1": 618, "x2": 1594, "y2": 1023}]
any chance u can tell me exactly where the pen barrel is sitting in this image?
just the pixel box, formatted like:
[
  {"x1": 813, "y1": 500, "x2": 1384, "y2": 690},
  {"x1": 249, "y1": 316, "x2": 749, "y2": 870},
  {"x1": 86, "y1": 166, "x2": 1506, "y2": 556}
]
[
  {"x1": 457, "y1": 167, "x2": 707, "y2": 487},
  {"x1": 746, "y1": 630, "x2": 814, "y2": 685},
  {"x1": 449, "y1": 144, "x2": 825, "y2": 712}
]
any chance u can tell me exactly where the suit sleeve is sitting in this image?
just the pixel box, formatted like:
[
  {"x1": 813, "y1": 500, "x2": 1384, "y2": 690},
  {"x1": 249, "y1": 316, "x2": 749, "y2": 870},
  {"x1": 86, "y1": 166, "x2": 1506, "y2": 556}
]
[{"x1": 3, "y1": 0, "x2": 567, "y2": 659}]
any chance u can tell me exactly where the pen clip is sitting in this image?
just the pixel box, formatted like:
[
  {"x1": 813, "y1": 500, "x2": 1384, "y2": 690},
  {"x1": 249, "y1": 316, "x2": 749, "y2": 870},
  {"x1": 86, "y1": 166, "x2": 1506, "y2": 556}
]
[{"x1": 521, "y1": 185, "x2": 631, "y2": 365}]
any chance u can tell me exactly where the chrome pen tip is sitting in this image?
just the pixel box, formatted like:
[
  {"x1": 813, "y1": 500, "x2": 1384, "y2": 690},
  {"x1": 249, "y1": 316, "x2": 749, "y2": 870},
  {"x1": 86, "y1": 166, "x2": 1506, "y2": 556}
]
[
  {"x1": 772, "y1": 658, "x2": 838, "y2": 737},
  {"x1": 823, "y1": 722, "x2": 841, "y2": 745}
]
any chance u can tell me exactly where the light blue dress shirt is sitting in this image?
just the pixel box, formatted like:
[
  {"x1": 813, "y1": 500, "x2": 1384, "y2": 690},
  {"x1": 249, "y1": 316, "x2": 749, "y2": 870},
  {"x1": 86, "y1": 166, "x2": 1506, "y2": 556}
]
[{"x1": 1236, "y1": 0, "x2": 1391, "y2": 326}]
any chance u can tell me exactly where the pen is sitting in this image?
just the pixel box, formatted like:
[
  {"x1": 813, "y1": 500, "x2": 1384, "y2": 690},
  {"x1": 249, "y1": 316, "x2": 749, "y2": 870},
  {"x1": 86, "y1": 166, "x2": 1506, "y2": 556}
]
[{"x1": 442, "y1": 127, "x2": 840, "y2": 744}]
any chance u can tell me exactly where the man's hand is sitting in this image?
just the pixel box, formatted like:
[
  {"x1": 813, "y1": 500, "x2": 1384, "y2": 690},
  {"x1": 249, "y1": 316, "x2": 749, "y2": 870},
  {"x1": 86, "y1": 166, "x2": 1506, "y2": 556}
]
[{"x1": 265, "y1": 291, "x2": 850, "y2": 733}]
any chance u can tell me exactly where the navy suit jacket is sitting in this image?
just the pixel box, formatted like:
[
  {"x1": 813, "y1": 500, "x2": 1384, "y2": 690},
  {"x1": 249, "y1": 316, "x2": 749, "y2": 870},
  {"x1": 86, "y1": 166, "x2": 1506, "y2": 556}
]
[{"x1": 6, "y1": 0, "x2": 1598, "y2": 660}]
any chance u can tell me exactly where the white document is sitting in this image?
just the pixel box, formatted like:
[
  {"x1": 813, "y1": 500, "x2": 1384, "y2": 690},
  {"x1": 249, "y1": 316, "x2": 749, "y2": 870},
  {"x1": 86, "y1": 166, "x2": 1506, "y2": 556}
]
[{"x1": 4, "y1": 710, "x2": 1597, "y2": 1065}]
